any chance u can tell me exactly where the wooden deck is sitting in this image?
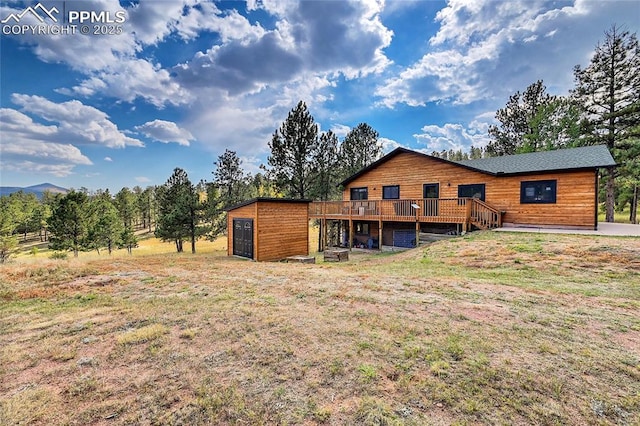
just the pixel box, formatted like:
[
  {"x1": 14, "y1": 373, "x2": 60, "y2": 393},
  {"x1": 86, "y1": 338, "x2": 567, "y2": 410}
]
[{"x1": 309, "y1": 198, "x2": 502, "y2": 231}]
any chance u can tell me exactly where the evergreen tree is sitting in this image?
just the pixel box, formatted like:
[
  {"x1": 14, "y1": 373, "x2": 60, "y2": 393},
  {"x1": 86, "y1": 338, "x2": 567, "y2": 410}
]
[
  {"x1": 137, "y1": 186, "x2": 154, "y2": 232},
  {"x1": 213, "y1": 149, "x2": 247, "y2": 208},
  {"x1": 87, "y1": 192, "x2": 123, "y2": 255},
  {"x1": 47, "y1": 191, "x2": 91, "y2": 257},
  {"x1": 486, "y1": 80, "x2": 558, "y2": 156},
  {"x1": 115, "y1": 187, "x2": 137, "y2": 230},
  {"x1": 0, "y1": 196, "x2": 18, "y2": 263},
  {"x1": 268, "y1": 101, "x2": 319, "y2": 199},
  {"x1": 338, "y1": 123, "x2": 381, "y2": 179},
  {"x1": 155, "y1": 168, "x2": 204, "y2": 253},
  {"x1": 311, "y1": 130, "x2": 340, "y2": 200},
  {"x1": 573, "y1": 25, "x2": 640, "y2": 222}
]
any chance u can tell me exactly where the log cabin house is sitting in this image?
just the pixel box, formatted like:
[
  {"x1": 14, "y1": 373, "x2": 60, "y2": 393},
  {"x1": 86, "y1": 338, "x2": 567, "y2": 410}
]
[{"x1": 309, "y1": 145, "x2": 616, "y2": 249}]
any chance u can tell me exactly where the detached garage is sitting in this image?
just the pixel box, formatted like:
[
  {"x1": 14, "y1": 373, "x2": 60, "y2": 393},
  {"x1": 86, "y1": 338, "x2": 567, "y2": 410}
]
[{"x1": 226, "y1": 198, "x2": 311, "y2": 262}]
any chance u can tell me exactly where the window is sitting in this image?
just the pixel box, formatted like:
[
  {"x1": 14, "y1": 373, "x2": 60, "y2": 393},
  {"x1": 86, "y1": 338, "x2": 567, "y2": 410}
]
[
  {"x1": 350, "y1": 187, "x2": 368, "y2": 200},
  {"x1": 423, "y1": 183, "x2": 439, "y2": 199},
  {"x1": 458, "y1": 184, "x2": 485, "y2": 201},
  {"x1": 355, "y1": 222, "x2": 370, "y2": 235},
  {"x1": 382, "y1": 185, "x2": 400, "y2": 199},
  {"x1": 520, "y1": 180, "x2": 557, "y2": 203}
]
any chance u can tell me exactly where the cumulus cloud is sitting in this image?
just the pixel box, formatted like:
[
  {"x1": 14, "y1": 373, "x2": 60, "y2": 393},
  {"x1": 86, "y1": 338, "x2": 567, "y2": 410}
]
[
  {"x1": 11, "y1": 94, "x2": 144, "y2": 148},
  {"x1": 174, "y1": 0, "x2": 392, "y2": 95},
  {"x1": 375, "y1": 0, "x2": 638, "y2": 108},
  {"x1": 413, "y1": 121, "x2": 492, "y2": 153},
  {"x1": 104, "y1": 157, "x2": 113, "y2": 162},
  {"x1": 0, "y1": 94, "x2": 146, "y2": 176},
  {"x1": 134, "y1": 120, "x2": 194, "y2": 146},
  {"x1": 0, "y1": 108, "x2": 93, "y2": 177}
]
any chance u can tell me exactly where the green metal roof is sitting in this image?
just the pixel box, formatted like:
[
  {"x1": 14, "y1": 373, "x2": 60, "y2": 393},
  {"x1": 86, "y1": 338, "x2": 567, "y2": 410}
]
[{"x1": 456, "y1": 145, "x2": 616, "y2": 175}]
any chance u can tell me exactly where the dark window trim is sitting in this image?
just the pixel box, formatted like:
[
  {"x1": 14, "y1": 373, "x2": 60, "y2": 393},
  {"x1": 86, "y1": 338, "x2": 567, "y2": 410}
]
[
  {"x1": 382, "y1": 185, "x2": 400, "y2": 199},
  {"x1": 458, "y1": 183, "x2": 486, "y2": 202},
  {"x1": 354, "y1": 221, "x2": 370, "y2": 235},
  {"x1": 350, "y1": 187, "x2": 368, "y2": 200},
  {"x1": 423, "y1": 183, "x2": 440, "y2": 199},
  {"x1": 520, "y1": 180, "x2": 557, "y2": 204}
]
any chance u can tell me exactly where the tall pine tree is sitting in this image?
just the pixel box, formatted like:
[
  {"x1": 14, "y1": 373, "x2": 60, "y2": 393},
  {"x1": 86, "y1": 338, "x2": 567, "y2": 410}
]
[
  {"x1": 155, "y1": 168, "x2": 204, "y2": 253},
  {"x1": 573, "y1": 25, "x2": 640, "y2": 222},
  {"x1": 47, "y1": 191, "x2": 91, "y2": 257},
  {"x1": 338, "y1": 123, "x2": 381, "y2": 179},
  {"x1": 486, "y1": 80, "x2": 558, "y2": 156},
  {"x1": 268, "y1": 101, "x2": 319, "y2": 199}
]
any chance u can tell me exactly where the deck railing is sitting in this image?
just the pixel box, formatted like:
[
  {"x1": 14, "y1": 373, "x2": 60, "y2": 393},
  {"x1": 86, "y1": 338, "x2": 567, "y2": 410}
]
[{"x1": 310, "y1": 198, "x2": 502, "y2": 230}]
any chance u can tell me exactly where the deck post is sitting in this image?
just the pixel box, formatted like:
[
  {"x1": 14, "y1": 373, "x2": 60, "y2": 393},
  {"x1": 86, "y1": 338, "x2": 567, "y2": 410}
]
[
  {"x1": 348, "y1": 218, "x2": 353, "y2": 250},
  {"x1": 322, "y1": 218, "x2": 327, "y2": 250},
  {"x1": 378, "y1": 219, "x2": 383, "y2": 251}
]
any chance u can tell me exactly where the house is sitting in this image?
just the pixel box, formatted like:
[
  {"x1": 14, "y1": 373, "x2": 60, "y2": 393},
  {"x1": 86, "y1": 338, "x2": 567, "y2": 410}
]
[
  {"x1": 226, "y1": 198, "x2": 311, "y2": 261},
  {"x1": 310, "y1": 145, "x2": 616, "y2": 249}
]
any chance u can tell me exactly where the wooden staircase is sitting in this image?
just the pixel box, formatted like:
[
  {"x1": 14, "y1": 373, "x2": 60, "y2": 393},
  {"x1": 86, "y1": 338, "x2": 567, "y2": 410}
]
[{"x1": 469, "y1": 199, "x2": 502, "y2": 230}]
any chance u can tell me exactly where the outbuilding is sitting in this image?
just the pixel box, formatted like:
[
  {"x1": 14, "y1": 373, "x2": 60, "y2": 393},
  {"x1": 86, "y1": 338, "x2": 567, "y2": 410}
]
[{"x1": 226, "y1": 198, "x2": 311, "y2": 261}]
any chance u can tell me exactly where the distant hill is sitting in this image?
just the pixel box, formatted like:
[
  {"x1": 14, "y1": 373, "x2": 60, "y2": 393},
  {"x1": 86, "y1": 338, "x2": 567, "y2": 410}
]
[{"x1": 0, "y1": 183, "x2": 69, "y2": 198}]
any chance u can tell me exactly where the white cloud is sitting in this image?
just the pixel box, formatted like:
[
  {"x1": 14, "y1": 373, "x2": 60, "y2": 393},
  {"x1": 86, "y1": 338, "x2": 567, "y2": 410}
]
[
  {"x1": 413, "y1": 121, "x2": 491, "y2": 153},
  {"x1": 0, "y1": 109, "x2": 92, "y2": 170},
  {"x1": 375, "y1": 0, "x2": 638, "y2": 108},
  {"x1": 134, "y1": 120, "x2": 194, "y2": 146},
  {"x1": 379, "y1": 137, "x2": 403, "y2": 154},
  {"x1": 331, "y1": 124, "x2": 352, "y2": 138},
  {"x1": 104, "y1": 157, "x2": 113, "y2": 162},
  {"x1": 11, "y1": 94, "x2": 144, "y2": 148},
  {"x1": 135, "y1": 176, "x2": 152, "y2": 183}
]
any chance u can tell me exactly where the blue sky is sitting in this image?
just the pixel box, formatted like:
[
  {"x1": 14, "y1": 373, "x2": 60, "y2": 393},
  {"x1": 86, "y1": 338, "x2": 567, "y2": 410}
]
[{"x1": 1, "y1": 0, "x2": 638, "y2": 192}]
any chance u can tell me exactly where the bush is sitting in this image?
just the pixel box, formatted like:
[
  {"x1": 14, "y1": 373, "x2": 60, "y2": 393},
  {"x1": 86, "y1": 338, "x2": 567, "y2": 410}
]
[{"x1": 49, "y1": 251, "x2": 68, "y2": 260}]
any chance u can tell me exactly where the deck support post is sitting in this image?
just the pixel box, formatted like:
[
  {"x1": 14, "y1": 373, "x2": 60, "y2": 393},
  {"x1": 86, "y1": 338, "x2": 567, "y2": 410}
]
[
  {"x1": 348, "y1": 218, "x2": 353, "y2": 251},
  {"x1": 322, "y1": 218, "x2": 328, "y2": 251},
  {"x1": 378, "y1": 219, "x2": 383, "y2": 251}
]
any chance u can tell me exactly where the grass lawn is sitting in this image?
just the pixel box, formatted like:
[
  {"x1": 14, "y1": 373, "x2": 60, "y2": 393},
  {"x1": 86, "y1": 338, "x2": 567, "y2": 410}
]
[{"x1": 1, "y1": 231, "x2": 639, "y2": 425}]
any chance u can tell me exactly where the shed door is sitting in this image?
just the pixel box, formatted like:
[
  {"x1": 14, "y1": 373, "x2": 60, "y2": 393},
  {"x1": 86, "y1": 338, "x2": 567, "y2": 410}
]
[{"x1": 233, "y1": 218, "x2": 253, "y2": 259}]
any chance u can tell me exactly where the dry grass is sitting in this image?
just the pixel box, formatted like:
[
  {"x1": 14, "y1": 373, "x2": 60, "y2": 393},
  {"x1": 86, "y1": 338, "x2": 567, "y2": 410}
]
[{"x1": 1, "y1": 231, "x2": 639, "y2": 425}]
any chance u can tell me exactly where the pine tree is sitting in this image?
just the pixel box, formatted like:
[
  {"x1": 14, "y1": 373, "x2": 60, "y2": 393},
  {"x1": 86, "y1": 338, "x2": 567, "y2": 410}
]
[
  {"x1": 311, "y1": 130, "x2": 340, "y2": 201},
  {"x1": 47, "y1": 191, "x2": 91, "y2": 257},
  {"x1": 338, "y1": 123, "x2": 381, "y2": 179},
  {"x1": 268, "y1": 101, "x2": 319, "y2": 199},
  {"x1": 87, "y1": 192, "x2": 123, "y2": 255},
  {"x1": 213, "y1": 149, "x2": 247, "y2": 208},
  {"x1": 155, "y1": 168, "x2": 204, "y2": 253},
  {"x1": 573, "y1": 25, "x2": 640, "y2": 222},
  {"x1": 486, "y1": 80, "x2": 558, "y2": 156}
]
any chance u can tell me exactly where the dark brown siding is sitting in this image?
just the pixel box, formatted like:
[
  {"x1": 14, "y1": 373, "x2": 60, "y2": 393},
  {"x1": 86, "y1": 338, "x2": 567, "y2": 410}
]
[{"x1": 342, "y1": 152, "x2": 597, "y2": 228}]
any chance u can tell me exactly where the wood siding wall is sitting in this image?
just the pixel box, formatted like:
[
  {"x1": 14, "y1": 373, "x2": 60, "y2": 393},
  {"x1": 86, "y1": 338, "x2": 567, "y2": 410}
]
[
  {"x1": 343, "y1": 152, "x2": 598, "y2": 228},
  {"x1": 227, "y1": 201, "x2": 310, "y2": 261},
  {"x1": 256, "y1": 202, "x2": 309, "y2": 262}
]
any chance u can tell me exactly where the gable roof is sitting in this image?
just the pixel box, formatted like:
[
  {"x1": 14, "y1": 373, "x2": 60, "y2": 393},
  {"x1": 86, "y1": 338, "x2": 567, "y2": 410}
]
[{"x1": 340, "y1": 145, "x2": 616, "y2": 186}]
